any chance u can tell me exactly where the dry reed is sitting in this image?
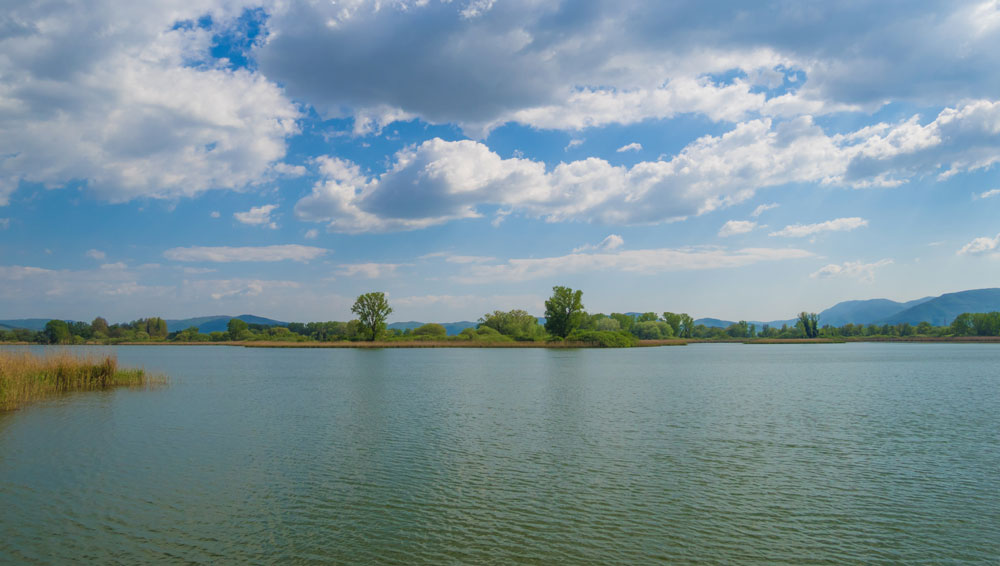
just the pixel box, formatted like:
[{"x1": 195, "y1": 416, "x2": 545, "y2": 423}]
[{"x1": 0, "y1": 350, "x2": 159, "y2": 411}]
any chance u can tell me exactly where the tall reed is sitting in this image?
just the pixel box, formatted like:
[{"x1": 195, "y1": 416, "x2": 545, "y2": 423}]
[{"x1": 0, "y1": 350, "x2": 156, "y2": 411}]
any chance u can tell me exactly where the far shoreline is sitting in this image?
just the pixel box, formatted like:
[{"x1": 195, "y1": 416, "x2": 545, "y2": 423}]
[{"x1": 5, "y1": 336, "x2": 1000, "y2": 348}]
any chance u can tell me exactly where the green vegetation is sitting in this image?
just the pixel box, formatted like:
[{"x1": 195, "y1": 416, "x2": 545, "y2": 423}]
[
  {"x1": 0, "y1": 351, "x2": 158, "y2": 411},
  {"x1": 3, "y1": 286, "x2": 1000, "y2": 348},
  {"x1": 544, "y1": 286, "x2": 585, "y2": 338},
  {"x1": 351, "y1": 291, "x2": 393, "y2": 341}
]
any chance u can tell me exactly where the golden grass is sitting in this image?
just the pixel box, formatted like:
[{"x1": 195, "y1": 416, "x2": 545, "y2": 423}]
[{"x1": 0, "y1": 350, "x2": 161, "y2": 411}]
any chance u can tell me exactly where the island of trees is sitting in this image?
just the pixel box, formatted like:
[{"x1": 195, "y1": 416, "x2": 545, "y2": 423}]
[{"x1": 4, "y1": 287, "x2": 1000, "y2": 348}]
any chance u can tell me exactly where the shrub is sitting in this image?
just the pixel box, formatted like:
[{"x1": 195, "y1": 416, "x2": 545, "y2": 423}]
[{"x1": 566, "y1": 330, "x2": 637, "y2": 348}]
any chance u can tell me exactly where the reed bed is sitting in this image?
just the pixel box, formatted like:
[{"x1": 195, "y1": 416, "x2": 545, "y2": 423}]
[{"x1": 0, "y1": 350, "x2": 159, "y2": 411}]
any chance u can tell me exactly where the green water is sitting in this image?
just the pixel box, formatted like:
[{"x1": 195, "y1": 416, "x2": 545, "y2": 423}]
[{"x1": 1, "y1": 344, "x2": 998, "y2": 564}]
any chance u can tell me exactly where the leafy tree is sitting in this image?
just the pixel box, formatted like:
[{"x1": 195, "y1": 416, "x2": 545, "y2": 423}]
[
  {"x1": 227, "y1": 318, "x2": 250, "y2": 341},
  {"x1": 797, "y1": 312, "x2": 820, "y2": 338},
  {"x1": 44, "y1": 319, "x2": 71, "y2": 344},
  {"x1": 609, "y1": 313, "x2": 635, "y2": 334},
  {"x1": 594, "y1": 317, "x2": 621, "y2": 332},
  {"x1": 663, "y1": 312, "x2": 694, "y2": 338},
  {"x1": 351, "y1": 292, "x2": 393, "y2": 341},
  {"x1": 413, "y1": 323, "x2": 447, "y2": 337},
  {"x1": 91, "y1": 316, "x2": 109, "y2": 336},
  {"x1": 633, "y1": 320, "x2": 666, "y2": 339},
  {"x1": 544, "y1": 286, "x2": 585, "y2": 338},
  {"x1": 479, "y1": 309, "x2": 543, "y2": 339},
  {"x1": 636, "y1": 312, "x2": 659, "y2": 323}
]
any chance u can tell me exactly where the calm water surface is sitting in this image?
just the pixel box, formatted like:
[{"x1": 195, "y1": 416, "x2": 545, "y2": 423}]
[{"x1": 1, "y1": 343, "x2": 998, "y2": 564}]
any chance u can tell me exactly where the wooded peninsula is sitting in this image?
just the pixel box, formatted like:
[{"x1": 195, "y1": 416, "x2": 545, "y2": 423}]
[{"x1": 6, "y1": 287, "x2": 1000, "y2": 348}]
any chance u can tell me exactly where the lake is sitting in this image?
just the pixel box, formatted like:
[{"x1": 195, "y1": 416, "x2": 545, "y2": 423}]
[{"x1": 1, "y1": 344, "x2": 998, "y2": 564}]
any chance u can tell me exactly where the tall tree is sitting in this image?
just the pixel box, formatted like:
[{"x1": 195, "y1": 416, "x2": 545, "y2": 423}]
[
  {"x1": 91, "y1": 316, "x2": 109, "y2": 336},
  {"x1": 352, "y1": 292, "x2": 393, "y2": 341},
  {"x1": 797, "y1": 312, "x2": 820, "y2": 338},
  {"x1": 44, "y1": 319, "x2": 71, "y2": 344},
  {"x1": 544, "y1": 286, "x2": 585, "y2": 338}
]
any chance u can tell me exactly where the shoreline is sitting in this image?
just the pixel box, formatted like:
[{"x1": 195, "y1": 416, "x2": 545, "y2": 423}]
[{"x1": 5, "y1": 336, "x2": 1000, "y2": 348}]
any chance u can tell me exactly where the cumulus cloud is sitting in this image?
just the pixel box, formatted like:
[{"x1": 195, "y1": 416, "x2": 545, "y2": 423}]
[
  {"x1": 0, "y1": 0, "x2": 301, "y2": 206},
  {"x1": 255, "y1": 1, "x2": 1000, "y2": 136},
  {"x1": 336, "y1": 263, "x2": 403, "y2": 278},
  {"x1": 573, "y1": 234, "x2": 625, "y2": 253},
  {"x1": 85, "y1": 249, "x2": 107, "y2": 261},
  {"x1": 751, "y1": 203, "x2": 779, "y2": 217},
  {"x1": 457, "y1": 246, "x2": 812, "y2": 283},
  {"x1": 294, "y1": 99, "x2": 1000, "y2": 233},
  {"x1": 234, "y1": 204, "x2": 279, "y2": 229},
  {"x1": 304, "y1": 229, "x2": 319, "y2": 240},
  {"x1": 770, "y1": 217, "x2": 868, "y2": 237},
  {"x1": 163, "y1": 245, "x2": 328, "y2": 263},
  {"x1": 718, "y1": 220, "x2": 757, "y2": 237},
  {"x1": 976, "y1": 188, "x2": 1000, "y2": 199},
  {"x1": 617, "y1": 143, "x2": 643, "y2": 153},
  {"x1": 810, "y1": 259, "x2": 893, "y2": 282},
  {"x1": 957, "y1": 233, "x2": 1000, "y2": 255}
]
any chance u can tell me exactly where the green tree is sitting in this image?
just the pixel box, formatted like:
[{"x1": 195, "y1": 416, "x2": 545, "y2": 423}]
[
  {"x1": 797, "y1": 312, "x2": 820, "y2": 338},
  {"x1": 479, "y1": 309, "x2": 543, "y2": 339},
  {"x1": 544, "y1": 286, "x2": 585, "y2": 338},
  {"x1": 352, "y1": 292, "x2": 393, "y2": 341},
  {"x1": 91, "y1": 316, "x2": 109, "y2": 336},
  {"x1": 227, "y1": 318, "x2": 250, "y2": 341},
  {"x1": 44, "y1": 320, "x2": 72, "y2": 344}
]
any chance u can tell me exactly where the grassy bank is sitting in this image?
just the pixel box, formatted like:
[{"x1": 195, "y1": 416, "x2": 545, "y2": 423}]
[{"x1": 0, "y1": 350, "x2": 159, "y2": 411}]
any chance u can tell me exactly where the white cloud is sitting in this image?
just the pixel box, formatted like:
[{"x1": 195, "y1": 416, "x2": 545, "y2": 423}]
[
  {"x1": 419, "y1": 252, "x2": 497, "y2": 264},
  {"x1": 304, "y1": 229, "x2": 319, "y2": 240},
  {"x1": 810, "y1": 259, "x2": 893, "y2": 282},
  {"x1": 163, "y1": 245, "x2": 328, "y2": 263},
  {"x1": 0, "y1": 1, "x2": 301, "y2": 206},
  {"x1": 0, "y1": 265, "x2": 58, "y2": 280},
  {"x1": 976, "y1": 188, "x2": 1000, "y2": 199},
  {"x1": 957, "y1": 233, "x2": 1000, "y2": 255},
  {"x1": 564, "y1": 139, "x2": 585, "y2": 151},
  {"x1": 751, "y1": 203, "x2": 779, "y2": 217},
  {"x1": 0, "y1": 218, "x2": 9, "y2": 229},
  {"x1": 100, "y1": 262, "x2": 128, "y2": 270},
  {"x1": 210, "y1": 211, "x2": 221, "y2": 219},
  {"x1": 85, "y1": 249, "x2": 107, "y2": 261},
  {"x1": 457, "y1": 246, "x2": 812, "y2": 283},
  {"x1": 769, "y1": 217, "x2": 868, "y2": 237},
  {"x1": 181, "y1": 267, "x2": 217, "y2": 274},
  {"x1": 616, "y1": 142, "x2": 643, "y2": 153},
  {"x1": 204, "y1": 280, "x2": 300, "y2": 301},
  {"x1": 718, "y1": 220, "x2": 757, "y2": 237},
  {"x1": 255, "y1": 1, "x2": 1000, "y2": 138},
  {"x1": 573, "y1": 234, "x2": 625, "y2": 253},
  {"x1": 336, "y1": 263, "x2": 403, "y2": 278},
  {"x1": 234, "y1": 204, "x2": 279, "y2": 229}
]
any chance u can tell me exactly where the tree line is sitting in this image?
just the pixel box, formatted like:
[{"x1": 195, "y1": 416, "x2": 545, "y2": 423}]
[{"x1": 3, "y1": 288, "x2": 999, "y2": 346}]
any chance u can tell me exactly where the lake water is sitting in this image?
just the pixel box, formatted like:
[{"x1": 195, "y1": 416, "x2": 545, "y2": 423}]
[{"x1": 1, "y1": 343, "x2": 998, "y2": 564}]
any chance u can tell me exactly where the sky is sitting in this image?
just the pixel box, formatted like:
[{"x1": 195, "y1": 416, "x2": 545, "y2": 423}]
[{"x1": 2, "y1": 0, "x2": 1000, "y2": 324}]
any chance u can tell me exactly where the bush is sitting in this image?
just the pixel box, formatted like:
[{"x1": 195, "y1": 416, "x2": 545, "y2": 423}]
[
  {"x1": 566, "y1": 330, "x2": 637, "y2": 348},
  {"x1": 413, "y1": 323, "x2": 447, "y2": 337}
]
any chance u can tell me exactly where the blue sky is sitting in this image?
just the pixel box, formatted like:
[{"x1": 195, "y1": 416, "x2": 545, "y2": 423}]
[{"x1": 2, "y1": 0, "x2": 1000, "y2": 323}]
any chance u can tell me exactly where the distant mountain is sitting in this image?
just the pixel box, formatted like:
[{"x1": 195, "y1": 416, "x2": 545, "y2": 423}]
[
  {"x1": 879, "y1": 288, "x2": 1000, "y2": 326},
  {"x1": 694, "y1": 318, "x2": 735, "y2": 328},
  {"x1": 0, "y1": 318, "x2": 66, "y2": 331},
  {"x1": 165, "y1": 314, "x2": 287, "y2": 333},
  {"x1": 816, "y1": 296, "x2": 933, "y2": 327}
]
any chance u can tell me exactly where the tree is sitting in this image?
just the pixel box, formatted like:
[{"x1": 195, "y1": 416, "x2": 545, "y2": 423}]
[
  {"x1": 91, "y1": 316, "x2": 109, "y2": 336},
  {"x1": 479, "y1": 309, "x2": 543, "y2": 339},
  {"x1": 227, "y1": 318, "x2": 250, "y2": 341},
  {"x1": 797, "y1": 312, "x2": 820, "y2": 338},
  {"x1": 352, "y1": 292, "x2": 393, "y2": 341},
  {"x1": 44, "y1": 319, "x2": 71, "y2": 344},
  {"x1": 664, "y1": 312, "x2": 694, "y2": 338},
  {"x1": 544, "y1": 286, "x2": 585, "y2": 338}
]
